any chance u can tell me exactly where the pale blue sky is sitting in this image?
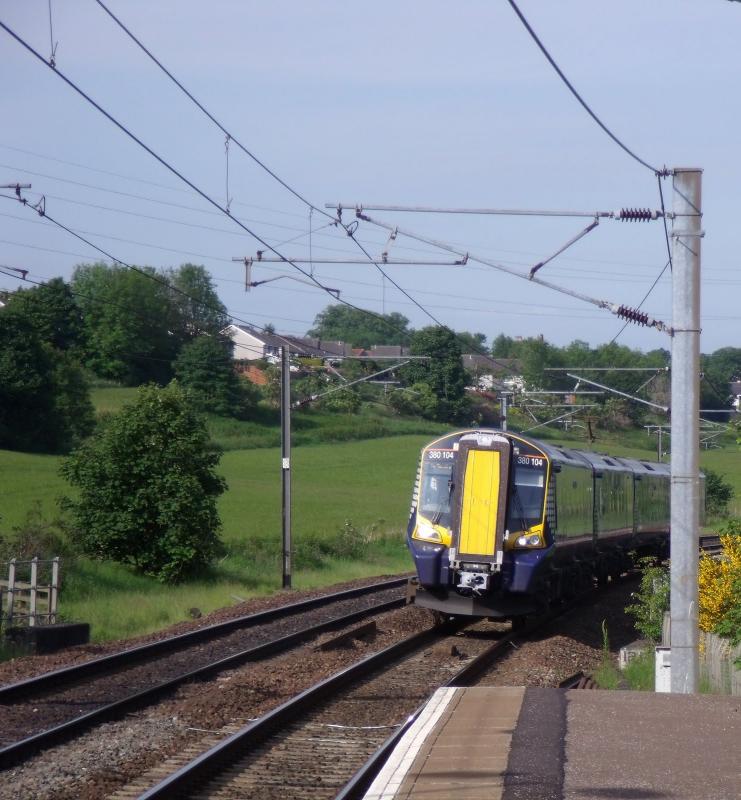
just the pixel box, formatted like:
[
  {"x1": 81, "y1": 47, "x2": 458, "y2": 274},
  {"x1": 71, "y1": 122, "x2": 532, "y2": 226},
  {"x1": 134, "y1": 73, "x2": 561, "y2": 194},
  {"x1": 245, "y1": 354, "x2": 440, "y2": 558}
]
[{"x1": 1, "y1": 1, "x2": 739, "y2": 352}]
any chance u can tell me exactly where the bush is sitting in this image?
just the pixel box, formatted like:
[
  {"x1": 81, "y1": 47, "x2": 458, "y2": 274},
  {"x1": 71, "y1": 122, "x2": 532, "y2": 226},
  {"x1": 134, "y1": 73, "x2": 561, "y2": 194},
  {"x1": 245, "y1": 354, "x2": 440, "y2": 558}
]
[
  {"x1": 704, "y1": 468, "x2": 734, "y2": 517},
  {"x1": 698, "y1": 520, "x2": 741, "y2": 641},
  {"x1": 0, "y1": 503, "x2": 72, "y2": 561},
  {"x1": 625, "y1": 557, "x2": 670, "y2": 641},
  {"x1": 174, "y1": 336, "x2": 260, "y2": 419},
  {"x1": 61, "y1": 383, "x2": 226, "y2": 582}
]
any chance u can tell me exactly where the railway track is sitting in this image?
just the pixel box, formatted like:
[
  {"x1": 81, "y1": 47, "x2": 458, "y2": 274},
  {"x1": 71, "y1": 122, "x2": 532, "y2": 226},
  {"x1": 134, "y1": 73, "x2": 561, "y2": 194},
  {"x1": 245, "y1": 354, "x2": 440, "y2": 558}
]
[
  {"x1": 124, "y1": 566, "x2": 654, "y2": 800},
  {"x1": 110, "y1": 605, "x2": 576, "y2": 800},
  {"x1": 0, "y1": 578, "x2": 407, "y2": 770}
]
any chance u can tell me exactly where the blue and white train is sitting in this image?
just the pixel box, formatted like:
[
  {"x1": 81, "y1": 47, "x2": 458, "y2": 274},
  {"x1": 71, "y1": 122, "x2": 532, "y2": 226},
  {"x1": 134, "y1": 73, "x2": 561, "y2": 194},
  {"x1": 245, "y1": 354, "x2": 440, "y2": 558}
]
[{"x1": 406, "y1": 429, "x2": 700, "y2": 619}]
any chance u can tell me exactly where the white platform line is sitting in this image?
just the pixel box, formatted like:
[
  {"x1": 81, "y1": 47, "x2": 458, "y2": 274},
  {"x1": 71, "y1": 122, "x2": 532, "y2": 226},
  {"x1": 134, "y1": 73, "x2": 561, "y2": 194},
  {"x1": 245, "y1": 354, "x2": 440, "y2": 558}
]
[{"x1": 362, "y1": 687, "x2": 459, "y2": 800}]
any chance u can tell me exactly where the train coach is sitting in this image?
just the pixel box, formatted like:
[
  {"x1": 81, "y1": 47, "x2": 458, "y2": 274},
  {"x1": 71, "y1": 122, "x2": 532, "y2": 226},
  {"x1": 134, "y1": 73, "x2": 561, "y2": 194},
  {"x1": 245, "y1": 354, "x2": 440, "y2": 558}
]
[{"x1": 406, "y1": 429, "x2": 704, "y2": 619}]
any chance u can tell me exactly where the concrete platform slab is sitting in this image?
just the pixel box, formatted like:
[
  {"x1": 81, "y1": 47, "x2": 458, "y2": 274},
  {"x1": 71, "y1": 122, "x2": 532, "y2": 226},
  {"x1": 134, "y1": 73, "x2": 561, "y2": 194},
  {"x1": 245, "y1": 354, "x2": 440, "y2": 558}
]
[{"x1": 363, "y1": 686, "x2": 741, "y2": 800}]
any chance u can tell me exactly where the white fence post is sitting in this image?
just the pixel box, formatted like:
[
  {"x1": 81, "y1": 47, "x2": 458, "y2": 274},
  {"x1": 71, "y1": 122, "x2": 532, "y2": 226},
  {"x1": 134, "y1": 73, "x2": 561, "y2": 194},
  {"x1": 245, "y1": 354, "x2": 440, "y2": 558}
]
[
  {"x1": 50, "y1": 557, "x2": 60, "y2": 624},
  {"x1": 29, "y1": 557, "x2": 38, "y2": 627},
  {"x1": 6, "y1": 559, "x2": 16, "y2": 627}
]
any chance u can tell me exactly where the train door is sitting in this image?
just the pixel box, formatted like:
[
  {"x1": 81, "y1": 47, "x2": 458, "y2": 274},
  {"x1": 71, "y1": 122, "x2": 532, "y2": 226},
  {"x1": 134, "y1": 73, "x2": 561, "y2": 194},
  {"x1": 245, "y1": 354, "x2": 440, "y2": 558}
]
[{"x1": 449, "y1": 434, "x2": 511, "y2": 568}]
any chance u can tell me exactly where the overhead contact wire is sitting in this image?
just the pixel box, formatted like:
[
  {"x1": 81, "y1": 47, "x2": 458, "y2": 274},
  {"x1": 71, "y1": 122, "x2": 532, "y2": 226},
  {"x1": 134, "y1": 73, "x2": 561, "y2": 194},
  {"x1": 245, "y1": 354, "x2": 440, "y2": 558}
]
[
  {"x1": 505, "y1": 0, "x2": 660, "y2": 175},
  {"x1": 0, "y1": 19, "x2": 416, "y2": 347},
  {"x1": 90, "y1": 1, "x2": 483, "y2": 352}
]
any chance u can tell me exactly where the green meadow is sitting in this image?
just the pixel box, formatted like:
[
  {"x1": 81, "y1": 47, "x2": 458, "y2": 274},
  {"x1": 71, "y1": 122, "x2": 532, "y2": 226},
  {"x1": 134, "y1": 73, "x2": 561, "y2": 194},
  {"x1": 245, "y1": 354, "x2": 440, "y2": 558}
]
[
  {"x1": 1, "y1": 435, "x2": 435, "y2": 641},
  {"x1": 1, "y1": 395, "x2": 738, "y2": 643}
]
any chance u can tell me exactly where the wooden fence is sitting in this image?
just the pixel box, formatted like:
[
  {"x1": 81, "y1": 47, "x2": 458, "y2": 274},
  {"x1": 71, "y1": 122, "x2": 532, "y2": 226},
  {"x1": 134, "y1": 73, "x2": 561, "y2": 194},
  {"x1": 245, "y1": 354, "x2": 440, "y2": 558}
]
[{"x1": 0, "y1": 557, "x2": 60, "y2": 629}]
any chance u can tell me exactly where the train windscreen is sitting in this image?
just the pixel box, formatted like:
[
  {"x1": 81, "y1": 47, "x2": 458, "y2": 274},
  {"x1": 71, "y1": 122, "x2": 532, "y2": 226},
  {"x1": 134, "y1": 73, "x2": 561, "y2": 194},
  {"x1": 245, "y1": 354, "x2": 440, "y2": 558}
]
[
  {"x1": 419, "y1": 450, "x2": 454, "y2": 527},
  {"x1": 506, "y1": 455, "x2": 546, "y2": 531}
]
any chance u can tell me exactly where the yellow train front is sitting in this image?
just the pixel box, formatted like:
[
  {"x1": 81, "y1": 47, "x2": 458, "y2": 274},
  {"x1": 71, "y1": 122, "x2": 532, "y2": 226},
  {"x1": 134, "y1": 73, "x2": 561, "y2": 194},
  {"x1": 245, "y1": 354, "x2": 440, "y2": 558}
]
[{"x1": 406, "y1": 429, "x2": 673, "y2": 619}]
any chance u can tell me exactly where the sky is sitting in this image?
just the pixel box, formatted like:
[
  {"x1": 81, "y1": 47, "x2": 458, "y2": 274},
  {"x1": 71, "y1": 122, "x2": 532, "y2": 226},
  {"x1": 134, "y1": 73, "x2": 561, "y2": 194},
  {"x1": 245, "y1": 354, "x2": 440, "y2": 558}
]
[{"x1": 1, "y1": 1, "x2": 739, "y2": 354}]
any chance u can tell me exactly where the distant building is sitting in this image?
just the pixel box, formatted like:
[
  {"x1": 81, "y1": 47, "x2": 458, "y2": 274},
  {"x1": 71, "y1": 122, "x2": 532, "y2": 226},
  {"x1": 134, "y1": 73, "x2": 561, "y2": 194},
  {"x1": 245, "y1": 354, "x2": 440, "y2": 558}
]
[
  {"x1": 731, "y1": 379, "x2": 741, "y2": 411},
  {"x1": 225, "y1": 325, "x2": 355, "y2": 364},
  {"x1": 462, "y1": 355, "x2": 523, "y2": 392}
]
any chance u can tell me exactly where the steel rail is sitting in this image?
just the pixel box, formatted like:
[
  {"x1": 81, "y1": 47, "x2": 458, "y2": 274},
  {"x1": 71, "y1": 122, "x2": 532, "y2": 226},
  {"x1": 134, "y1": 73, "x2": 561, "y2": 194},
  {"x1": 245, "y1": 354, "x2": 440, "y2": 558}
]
[
  {"x1": 137, "y1": 611, "x2": 550, "y2": 800},
  {"x1": 0, "y1": 576, "x2": 407, "y2": 703},
  {"x1": 0, "y1": 595, "x2": 405, "y2": 770},
  {"x1": 136, "y1": 626, "x2": 442, "y2": 799},
  {"x1": 334, "y1": 614, "x2": 557, "y2": 800}
]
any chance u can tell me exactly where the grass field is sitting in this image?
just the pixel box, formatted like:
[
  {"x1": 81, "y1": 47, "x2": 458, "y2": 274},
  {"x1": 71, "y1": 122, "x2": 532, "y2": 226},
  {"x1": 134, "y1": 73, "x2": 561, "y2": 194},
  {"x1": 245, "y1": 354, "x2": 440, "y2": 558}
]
[
  {"x1": 1, "y1": 395, "x2": 738, "y2": 643},
  {"x1": 1, "y1": 435, "x2": 432, "y2": 641}
]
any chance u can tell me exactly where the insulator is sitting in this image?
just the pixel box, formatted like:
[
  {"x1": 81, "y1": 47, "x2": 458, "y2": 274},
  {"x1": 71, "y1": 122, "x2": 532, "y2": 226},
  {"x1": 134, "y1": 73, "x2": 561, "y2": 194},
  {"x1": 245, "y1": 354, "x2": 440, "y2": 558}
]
[
  {"x1": 616, "y1": 305, "x2": 649, "y2": 326},
  {"x1": 618, "y1": 208, "x2": 657, "y2": 222}
]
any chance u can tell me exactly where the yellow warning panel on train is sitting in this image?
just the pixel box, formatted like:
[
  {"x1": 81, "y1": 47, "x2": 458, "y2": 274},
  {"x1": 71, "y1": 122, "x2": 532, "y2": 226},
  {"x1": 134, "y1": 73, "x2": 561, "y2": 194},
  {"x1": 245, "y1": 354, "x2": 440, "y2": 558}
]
[{"x1": 459, "y1": 449, "x2": 500, "y2": 556}]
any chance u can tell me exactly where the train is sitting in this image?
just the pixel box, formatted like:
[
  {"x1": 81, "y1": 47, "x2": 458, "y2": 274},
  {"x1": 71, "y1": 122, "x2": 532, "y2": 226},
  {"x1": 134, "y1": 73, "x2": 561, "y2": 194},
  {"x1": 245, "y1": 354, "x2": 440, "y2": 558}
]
[{"x1": 406, "y1": 429, "x2": 705, "y2": 619}]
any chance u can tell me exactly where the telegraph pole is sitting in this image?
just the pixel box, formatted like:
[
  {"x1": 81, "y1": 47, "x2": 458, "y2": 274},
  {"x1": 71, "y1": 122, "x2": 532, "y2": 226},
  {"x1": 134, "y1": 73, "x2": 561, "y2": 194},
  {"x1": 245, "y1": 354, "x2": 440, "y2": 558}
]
[
  {"x1": 281, "y1": 346, "x2": 292, "y2": 589},
  {"x1": 670, "y1": 168, "x2": 702, "y2": 693},
  {"x1": 500, "y1": 393, "x2": 509, "y2": 431}
]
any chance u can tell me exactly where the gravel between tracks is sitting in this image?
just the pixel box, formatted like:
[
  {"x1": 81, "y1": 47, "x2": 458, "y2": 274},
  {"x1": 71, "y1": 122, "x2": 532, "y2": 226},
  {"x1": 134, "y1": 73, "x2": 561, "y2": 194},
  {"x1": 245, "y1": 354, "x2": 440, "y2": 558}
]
[
  {"x1": 0, "y1": 586, "x2": 405, "y2": 744},
  {"x1": 2, "y1": 576, "x2": 642, "y2": 800},
  {"x1": 0, "y1": 574, "x2": 408, "y2": 687},
  {"x1": 0, "y1": 605, "x2": 432, "y2": 800}
]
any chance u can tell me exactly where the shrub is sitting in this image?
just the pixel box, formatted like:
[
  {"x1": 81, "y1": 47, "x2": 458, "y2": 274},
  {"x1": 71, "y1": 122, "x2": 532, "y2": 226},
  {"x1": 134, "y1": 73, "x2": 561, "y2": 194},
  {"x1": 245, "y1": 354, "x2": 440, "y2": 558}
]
[
  {"x1": 698, "y1": 520, "x2": 741, "y2": 639},
  {"x1": 704, "y1": 468, "x2": 734, "y2": 517},
  {"x1": 625, "y1": 557, "x2": 670, "y2": 641},
  {"x1": 61, "y1": 383, "x2": 226, "y2": 582}
]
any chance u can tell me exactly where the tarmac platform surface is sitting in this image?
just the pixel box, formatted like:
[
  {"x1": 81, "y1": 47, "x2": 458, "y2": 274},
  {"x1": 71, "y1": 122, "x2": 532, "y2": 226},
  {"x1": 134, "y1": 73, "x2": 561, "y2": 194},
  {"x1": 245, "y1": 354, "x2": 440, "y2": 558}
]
[{"x1": 363, "y1": 686, "x2": 741, "y2": 800}]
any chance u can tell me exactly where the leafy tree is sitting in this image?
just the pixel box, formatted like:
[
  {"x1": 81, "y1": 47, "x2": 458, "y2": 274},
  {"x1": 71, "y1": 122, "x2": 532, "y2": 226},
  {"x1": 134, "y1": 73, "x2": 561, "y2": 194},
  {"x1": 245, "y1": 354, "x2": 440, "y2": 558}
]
[
  {"x1": 174, "y1": 335, "x2": 259, "y2": 418},
  {"x1": 388, "y1": 382, "x2": 440, "y2": 419},
  {"x1": 0, "y1": 310, "x2": 94, "y2": 453},
  {"x1": 0, "y1": 311, "x2": 57, "y2": 451},
  {"x1": 516, "y1": 337, "x2": 564, "y2": 390},
  {"x1": 165, "y1": 263, "x2": 230, "y2": 344},
  {"x1": 51, "y1": 351, "x2": 96, "y2": 451},
  {"x1": 455, "y1": 331, "x2": 487, "y2": 353},
  {"x1": 491, "y1": 333, "x2": 516, "y2": 358},
  {"x1": 704, "y1": 468, "x2": 735, "y2": 517},
  {"x1": 4, "y1": 277, "x2": 85, "y2": 353},
  {"x1": 308, "y1": 305, "x2": 410, "y2": 348},
  {"x1": 72, "y1": 262, "x2": 178, "y2": 385},
  {"x1": 61, "y1": 383, "x2": 226, "y2": 582},
  {"x1": 625, "y1": 558, "x2": 670, "y2": 641},
  {"x1": 405, "y1": 326, "x2": 470, "y2": 422}
]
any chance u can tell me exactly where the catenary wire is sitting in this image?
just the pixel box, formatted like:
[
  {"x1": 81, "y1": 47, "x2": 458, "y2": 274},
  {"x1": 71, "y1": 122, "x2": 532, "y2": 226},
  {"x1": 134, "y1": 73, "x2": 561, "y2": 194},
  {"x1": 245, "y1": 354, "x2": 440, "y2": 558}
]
[
  {"x1": 86, "y1": 1, "x2": 524, "y2": 374},
  {"x1": 2, "y1": 193, "x2": 347, "y2": 361},
  {"x1": 0, "y1": 20, "x2": 424, "y2": 352},
  {"x1": 505, "y1": 0, "x2": 660, "y2": 175},
  {"x1": 9, "y1": 159, "x2": 732, "y2": 276}
]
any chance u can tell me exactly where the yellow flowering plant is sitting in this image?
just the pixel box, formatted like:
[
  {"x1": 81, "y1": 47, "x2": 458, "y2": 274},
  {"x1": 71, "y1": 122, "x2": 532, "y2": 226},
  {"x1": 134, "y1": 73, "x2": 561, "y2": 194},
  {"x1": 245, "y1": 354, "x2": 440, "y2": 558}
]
[{"x1": 698, "y1": 520, "x2": 741, "y2": 640}]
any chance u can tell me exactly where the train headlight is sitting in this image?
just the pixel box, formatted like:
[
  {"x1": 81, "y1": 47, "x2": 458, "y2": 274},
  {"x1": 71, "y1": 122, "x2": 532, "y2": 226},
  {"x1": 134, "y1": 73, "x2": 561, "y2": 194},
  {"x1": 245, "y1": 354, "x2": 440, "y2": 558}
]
[
  {"x1": 515, "y1": 533, "x2": 542, "y2": 548},
  {"x1": 414, "y1": 522, "x2": 443, "y2": 543}
]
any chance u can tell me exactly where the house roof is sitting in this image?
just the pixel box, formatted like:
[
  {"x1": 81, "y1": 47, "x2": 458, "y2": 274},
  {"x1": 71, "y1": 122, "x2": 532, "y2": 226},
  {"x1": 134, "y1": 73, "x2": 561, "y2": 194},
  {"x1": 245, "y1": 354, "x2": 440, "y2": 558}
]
[
  {"x1": 367, "y1": 345, "x2": 410, "y2": 358},
  {"x1": 229, "y1": 325, "x2": 356, "y2": 359}
]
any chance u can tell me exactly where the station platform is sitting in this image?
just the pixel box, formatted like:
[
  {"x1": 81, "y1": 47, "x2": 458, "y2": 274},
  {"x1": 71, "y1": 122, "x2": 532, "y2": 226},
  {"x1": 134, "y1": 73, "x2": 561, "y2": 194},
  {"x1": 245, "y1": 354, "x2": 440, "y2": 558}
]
[{"x1": 363, "y1": 686, "x2": 741, "y2": 800}]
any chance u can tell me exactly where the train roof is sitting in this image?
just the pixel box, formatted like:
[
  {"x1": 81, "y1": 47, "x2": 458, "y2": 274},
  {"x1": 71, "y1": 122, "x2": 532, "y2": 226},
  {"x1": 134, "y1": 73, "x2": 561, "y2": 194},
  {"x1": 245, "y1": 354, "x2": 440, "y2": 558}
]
[
  {"x1": 420, "y1": 430, "x2": 676, "y2": 478},
  {"x1": 425, "y1": 430, "x2": 676, "y2": 476}
]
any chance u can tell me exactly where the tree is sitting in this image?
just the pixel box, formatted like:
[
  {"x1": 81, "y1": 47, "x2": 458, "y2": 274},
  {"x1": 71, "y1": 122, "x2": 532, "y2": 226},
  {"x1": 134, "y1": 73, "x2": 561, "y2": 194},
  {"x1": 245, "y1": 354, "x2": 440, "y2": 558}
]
[
  {"x1": 388, "y1": 382, "x2": 440, "y2": 419},
  {"x1": 405, "y1": 326, "x2": 470, "y2": 422},
  {"x1": 166, "y1": 263, "x2": 230, "y2": 345},
  {"x1": 4, "y1": 277, "x2": 85, "y2": 353},
  {"x1": 174, "y1": 335, "x2": 259, "y2": 418},
  {"x1": 308, "y1": 305, "x2": 411, "y2": 348},
  {"x1": 704, "y1": 468, "x2": 735, "y2": 517},
  {"x1": 491, "y1": 334, "x2": 516, "y2": 358},
  {"x1": 72, "y1": 262, "x2": 178, "y2": 385},
  {"x1": 516, "y1": 336, "x2": 563, "y2": 390},
  {"x1": 0, "y1": 311, "x2": 57, "y2": 451},
  {"x1": 61, "y1": 383, "x2": 226, "y2": 582},
  {"x1": 0, "y1": 310, "x2": 94, "y2": 453},
  {"x1": 455, "y1": 331, "x2": 487, "y2": 353}
]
